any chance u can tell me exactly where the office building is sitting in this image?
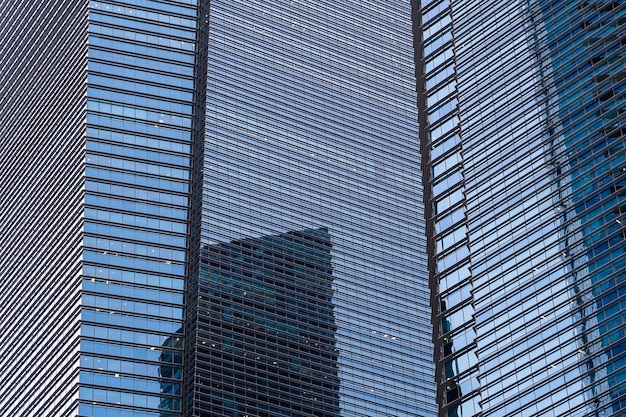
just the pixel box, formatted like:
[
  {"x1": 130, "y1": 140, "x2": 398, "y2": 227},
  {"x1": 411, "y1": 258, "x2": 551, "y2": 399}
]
[
  {"x1": 414, "y1": 0, "x2": 625, "y2": 415},
  {"x1": 0, "y1": 1, "x2": 436, "y2": 417}
]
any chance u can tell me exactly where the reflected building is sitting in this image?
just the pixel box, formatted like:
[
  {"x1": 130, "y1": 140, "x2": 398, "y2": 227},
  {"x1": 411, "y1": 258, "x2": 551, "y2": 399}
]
[
  {"x1": 414, "y1": 0, "x2": 625, "y2": 415},
  {"x1": 185, "y1": 228, "x2": 340, "y2": 417}
]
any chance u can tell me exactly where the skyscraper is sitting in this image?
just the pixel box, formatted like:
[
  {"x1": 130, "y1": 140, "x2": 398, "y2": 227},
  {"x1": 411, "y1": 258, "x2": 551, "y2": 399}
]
[
  {"x1": 414, "y1": 0, "x2": 625, "y2": 415},
  {"x1": 1, "y1": 1, "x2": 436, "y2": 417}
]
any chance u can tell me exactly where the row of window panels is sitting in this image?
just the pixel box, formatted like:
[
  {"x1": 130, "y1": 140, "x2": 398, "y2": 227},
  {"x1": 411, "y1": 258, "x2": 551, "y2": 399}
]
[
  {"x1": 191, "y1": 385, "x2": 340, "y2": 414},
  {"x1": 90, "y1": 4, "x2": 195, "y2": 31},
  {"x1": 438, "y1": 261, "x2": 470, "y2": 294},
  {"x1": 200, "y1": 299, "x2": 335, "y2": 331},
  {"x1": 84, "y1": 264, "x2": 184, "y2": 291},
  {"x1": 89, "y1": 73, "x2": 193, "y2": 103},
  {"x1": 82, "y1": 339, "x2": 182, "y2": 366},
  {"x1": 199, "y1": 319, "x2": 330, "y2": 356},
  {"x1": 84, "y1": 235, "x2": 186, "y2": 262},
  {"x1": 86, "y1": 194, "x2": 187, "y2": 221},
  {"x1": 565, "y1": 133, "x2": 625, "y2": 174},
  {"x1": 477, "y1": 315, "x2": 586, "y2": 385},
  {"x1": 210, "y1": 47, "x2": 409, "y2": 87},
  {"x1": 207, "y1": 46, "x2": 418, "y2": 115},
  {"x1": 86, "y1": 180, "x2": 188, "y2": 208},
  {"x1": 194, "y1": 346, "x2": 338, "y2": 383},
  {"x1": 83, "y1": 277, "x2": 183, "y2": 305},
  {"x1": 83, "y1": 308, "x2": 181, "y2": 334},
  {"x1": 87, "y1": 127, "x2": 190, "y2": 153},
  {"x1": 89, "y1": 36, "x2": 193, "y2": 65},
  {"x1": 556, "y1": 65, "x2": 625, "y2": 115},
  {"x1": 89, "y1": 22, "x2": 195, "y2": 52},
  {"x1": 571, "y1": 173, "x2": 626, "y2": 209},
  {"x1": 82, "y1": 323, "x2": 180, "y2": 348},
  {"x1": 548, "y1": 72, "x2": 625, "y2": 120},
  {"x1": 87, "y1": 88, "x2": 193, "y2": 118},
  {"x1": 85, "y1": 221, "x2": 186, "y2": 247},
  {"x1": 90, "y1": 48, "x2": 194, "y2": 78},
  {"x1": 84, "y1": 250, "x2": 185, "y2": 276},
  {"x1": 471, "y1": 263, "x2": 568, "y2": 328},
  {"x1": 90, "y1": 61, "x2": 193, "y2": 90},
  {"x1": 94, "y1": 0, "x2": 196, "y2": 17},
  {"x1": 86, "y1": 167, "x2": 188, "y2": 193},
  {"x1": 211, "y1": 8, "x2": 414, "y2": 63},
  {"x1": 87, "y1": 114, "x2": 190, "y2": 142},
  {"x1": 80, "y1": 370, "x2": 180, "y2": 395},
  {"x1": 80, "y1": 386, "x2": 179, "y2": 411},
  {"x1": 87, "y1": 152, "x2": 189, "y2": 181},
  {"x1": 472, "y1": 262, "x2": 573, "y2": 327},
  {"x1": 87, "y1": 141, "x2": 191, "y2": 170},
  {"x1": 553, "y1": 59, "x2": 625, "y2": 103},
  {"x1": 422, "y1": 0, "x2": 450, "y2": 28},
  {"x1": 83, "y1": 293, "x2": 183, "y2": 320},
  {"x1": 478, "y1": 353, "x2": 592, "y2": 416},
  {"x1": 79, "y1": 402, "x2": 178, "y2": 417},
  {"x1": 443, "y1": 284, "x2": 571, "y2": 356},
  {"x1": 188, "y1": 396, "x2": 335, "y2": 417},
  {"x1": 544, "y1": 21, "x2": 625, "y2": 72},
  {"x1": 555, "y1": 92, "x2": 625, "y2": 137},
  {"x1": 481, "y1": 348, "x2": 584, "y2": 403},
  {"x1": 445, "y1": 392, "x2": 480, "y2": 417},
  {"x1": 201, "y1": 279, "x2": 335, "y2": 307}
]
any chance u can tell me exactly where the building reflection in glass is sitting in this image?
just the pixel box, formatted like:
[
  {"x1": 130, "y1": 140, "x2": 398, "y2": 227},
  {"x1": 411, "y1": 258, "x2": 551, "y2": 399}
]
[
  {"x1": 159, "y1": 329, "x2": 183, "y2": 417},
  {"x1": 187, "y1": 227, "x2": 340, "y2": 417}
]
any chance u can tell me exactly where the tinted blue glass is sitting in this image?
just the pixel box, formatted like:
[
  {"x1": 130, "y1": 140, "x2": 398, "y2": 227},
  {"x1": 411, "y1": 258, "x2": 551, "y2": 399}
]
[
  {"x1": 186, "y1": 0, "x2": 437, "y2": 416},
  {"x1": 80, "y1": 0, "x2": 196, "y2": 415}
]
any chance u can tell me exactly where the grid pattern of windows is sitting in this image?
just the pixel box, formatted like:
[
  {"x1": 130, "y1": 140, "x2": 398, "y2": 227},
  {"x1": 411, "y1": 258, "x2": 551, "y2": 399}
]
[
  {"x1": 0, "y1": 1, "x2": 88, "y2": 415},
  {"x1": 188, "y1": 0, "x2": 437, "y2": 415},
  {"x1": 78, "y1": 0, "x2": 197, "y2": 415},
  {"x1": 416, "y1": 0, "x2": 625, "y2": 415},
  {"x1": 538, "y1": 0, "x2": 626, "y2": 413},
  {"x1": 2, "y1": 1, "x2": 437, "y2": 416}
]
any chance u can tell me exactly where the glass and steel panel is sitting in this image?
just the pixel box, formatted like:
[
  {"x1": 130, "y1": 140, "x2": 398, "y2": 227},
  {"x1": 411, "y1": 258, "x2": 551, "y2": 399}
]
[
  {"x1": 186, "y1": 0, "x2": 438, "y2": 416},
  {"x1": 79, "y1": 1, "x2": 197, "y2": 415}
]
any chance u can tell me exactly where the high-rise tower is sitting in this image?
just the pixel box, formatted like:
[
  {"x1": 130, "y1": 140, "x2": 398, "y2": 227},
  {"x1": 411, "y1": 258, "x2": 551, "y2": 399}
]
[
  {"x1": 414, "y1": 0, "x2": 625, "y2": 415},
  {"x1": 0, "y1": 0, "x2": 436, "y2": 416}
]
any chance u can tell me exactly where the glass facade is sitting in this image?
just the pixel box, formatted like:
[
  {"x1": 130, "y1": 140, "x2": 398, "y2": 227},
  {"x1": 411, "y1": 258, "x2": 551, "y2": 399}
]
[
  {"x1": 415, "y1": 0, "x2": 625, "y2": 415},
  {"x1": 79, "y1": 0, "x2": 197, "y2": 415},
  {"x1": 193, "y1": 0, "x2": 437, "y2": 415},
  {"x1": 2, "y1": 1, "x2": 436, "y2": 417}
]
